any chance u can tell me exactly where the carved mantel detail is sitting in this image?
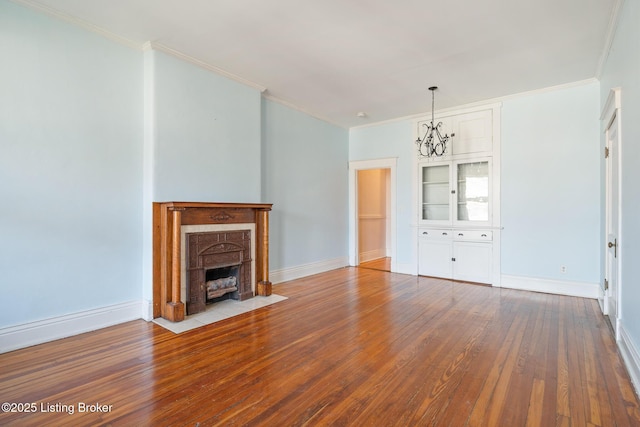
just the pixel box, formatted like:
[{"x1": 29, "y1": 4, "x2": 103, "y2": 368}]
[
  {"x1": 153, "y1": 202, "x2": 273, "y2": 322},
  {"x1": 210, "y1": 211, "x2": 233, "y2": 221}
]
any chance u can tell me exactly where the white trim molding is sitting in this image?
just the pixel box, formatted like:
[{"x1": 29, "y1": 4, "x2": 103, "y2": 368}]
[
  {"x1": 142, "y1": 299, "x2": 154, "y2": 321},
  {"x1": 0, "y1": 301, "x2": 144, "y2": 354},
  {"x1": 350, "y1": 79, "x2": 595, "y2": 131},
  {"x1": 619, "y1": 325, "x2": 640, "y2": 398},
  {"x1": 359, "y1": 249, "x2": 387, "y2": 263},
  {"x1": 262, "y1": 93, "x2": 344, "y2": 129},
  {"x1": 271, "y1": 257, "x2": 348, "y2": 285},
  {"x1": 10, "y1": 0, "x2": 141, "y2": 50},
  {"x1": 348, "y1": 158, "x2": 398, "y2": 271},
  {"x1": 601, "y1": 87, "x2": 622, "y2": 123},
  {"x1": 143, "y1": 42, "x2": 267, "y2": 93},
  {"x1": 500, "y1": 274, "x2": 600, "y2": 299},
  {"x1": 596, "y1": 0, "x2": 625, "y2": 79}
]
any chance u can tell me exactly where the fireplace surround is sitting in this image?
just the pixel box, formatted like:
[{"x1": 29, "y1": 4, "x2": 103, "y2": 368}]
[
  {"x1": 153, "y1": 202, "x2": 272, "y2": 322},
  {"x1": 185, "y1": 228, "x2": 252, "y2": 315}
]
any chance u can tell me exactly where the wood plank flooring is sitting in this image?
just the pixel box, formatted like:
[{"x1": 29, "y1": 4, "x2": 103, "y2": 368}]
[
  {"x1": 359, "y1": 257, "x2": 391, "y2": 272},
  {"x1": 1, "y1": 267, "x2": 639, "y2": 426}
]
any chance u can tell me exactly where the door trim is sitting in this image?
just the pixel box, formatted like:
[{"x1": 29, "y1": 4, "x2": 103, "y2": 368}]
[
  {"x1": 349, "y1": 158, "x2": 397, "y2": 271},
  {"x1": 601, "y1": 87, "x2": 622, "y2": 334}
]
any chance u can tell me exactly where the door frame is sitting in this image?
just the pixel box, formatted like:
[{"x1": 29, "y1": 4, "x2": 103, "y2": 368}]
[
  {"x1": 600, "y1": 87, "x2": 622, "y2": 336},
  {"x1": 349, "y1": 158, "x2": 397, "y2": 271}
]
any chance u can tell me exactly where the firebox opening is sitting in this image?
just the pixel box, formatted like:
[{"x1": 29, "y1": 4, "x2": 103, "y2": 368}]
[{"x1": 205, "y1": 265, "x2": 240, "y2": 304}]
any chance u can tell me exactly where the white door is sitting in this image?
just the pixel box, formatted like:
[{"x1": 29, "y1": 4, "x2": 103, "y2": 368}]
[
  {"x1": 451, "y1": 110, "x2": 492, "y2": 155},
  {"x1": 418, "y1": 233, "x2": 452, "y2": 278},
  {"x1": 605, "y1": 113, "x2": 620, "y2": 337},
  {"x1": 453, "y1": 242, "x2": 492, "y2": 284}
]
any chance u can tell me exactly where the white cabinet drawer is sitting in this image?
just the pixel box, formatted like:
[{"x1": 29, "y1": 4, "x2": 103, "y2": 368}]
[
  {"x1": 453, "y1": 230, "x2": 492, "y2": 241},
  {"x1": 419, "y1": 229, "x2": 453, "y2": 240}
]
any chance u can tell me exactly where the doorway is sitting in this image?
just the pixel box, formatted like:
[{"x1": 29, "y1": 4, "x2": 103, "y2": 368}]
[
  {"x1": 348, "y1": 158, "x2": 397, "y2": 272},
  {"x1": 357, "y1": 168, "x2": 391, "y2": 271}
]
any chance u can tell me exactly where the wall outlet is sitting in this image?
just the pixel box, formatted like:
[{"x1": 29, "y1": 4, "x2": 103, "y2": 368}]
[{"x1": 560, "y1": 265, "x2": 567, "y2": 274}]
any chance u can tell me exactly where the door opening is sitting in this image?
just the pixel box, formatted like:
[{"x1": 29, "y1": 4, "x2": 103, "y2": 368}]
[
  {"x1": 357, "y1": 168, "x2": 391, "y2": 272},
  {"x1": 348, "y1": 158, "x2": 397, "y2": 272}
]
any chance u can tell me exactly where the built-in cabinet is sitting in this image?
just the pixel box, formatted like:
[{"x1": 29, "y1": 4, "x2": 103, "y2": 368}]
[
  {"x1": 416, "y1": 109, "x2": 493, "y2": 158},
  {"x1": 418, "y1": 228, "x2": 492, "y2": 283},
  {"x1": 416, "y1": 105, "x2": 500, "y2": 285},
  {"x1": 420, "y1": 159, "x2": 491, "y2": 224}
]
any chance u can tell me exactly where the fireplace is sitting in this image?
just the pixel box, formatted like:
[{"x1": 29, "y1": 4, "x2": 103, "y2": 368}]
[
  {"x1": 205, "y1": 266, "x2": 238, "y2": 299},
  {"x1": 185, "y1": 229, "x2": 253, "y2": 315},
  {"x1": 153, "y1": 202, "x2": 272, "y2": 322}
]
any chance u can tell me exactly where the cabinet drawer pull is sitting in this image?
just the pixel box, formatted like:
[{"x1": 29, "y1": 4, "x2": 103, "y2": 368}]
[
  {"x1": 422, "y1": 231, "x2": 428, "y2": 235},
  {"x1": 481, "y1": 233, "x2": 487, "y2": 237},
  {"x1": 442, "y1": 232, "x2": 448, "y2": 236},
  {"x1": 458, "y1": 233, "x2": 464, "y2": 236}
]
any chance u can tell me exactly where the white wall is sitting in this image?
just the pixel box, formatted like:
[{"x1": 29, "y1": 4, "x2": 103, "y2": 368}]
[
  {"x1": 261, "y1": 99, "x2": 349, "y2": 273},
  {"x1": 151, "y1": 50, "x2": 263, "y2": 203},
  {"x1": 349, "y1": 121, "x2": 414, "y2": 272},
  {"x1": 0, "y1": 1, "x2": 143, "y2": 327},
  {"x1": 599, "y1": 0, "x2": 640, "y2": 387},
  {"x1": 349, "y1": 82, "x2": 602, "y2": 286},
  {"x1": 501, "y1": 82, "x2": 601, "y2": 283},
  {"x1": 0, "y1": 1, "x2": 350, "y2": 347}
]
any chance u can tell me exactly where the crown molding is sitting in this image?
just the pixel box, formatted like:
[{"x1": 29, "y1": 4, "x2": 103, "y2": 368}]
[
  {"x1": 144, "y1": 42, "x2": 267, "y2": 93},
  {"x1": 600, "y1": 87, "x2": 621, "y2": 122},
  {"x1": 11, "y1": 1, "x2": 269, "y2": 94},
  {"x1": 145, "y1": 42, "x2": 344, "y2": 128},
  {"x1": 11, "y1": 0, "x2": 607, "y2": 132},
  {"x1": 350, "y1": 78, "x2": 598, "y2": 130},
  {"x1": 261, "y1": 93, "x2": 346, "y2": 129},
  {"x1": 10, "y1": 0, "x2": 141, "y2": 50},
  {"x1": 596, "y1": 0, "x2": 625, "y2": 79}
]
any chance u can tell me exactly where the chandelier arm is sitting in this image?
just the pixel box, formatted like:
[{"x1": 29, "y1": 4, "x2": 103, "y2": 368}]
[
  {"x1": 416, "y1": 86, "x2": 449, "y2": 158},
  {"x1": 435, "y1": 125, "x2": 448, "y2": 143}
]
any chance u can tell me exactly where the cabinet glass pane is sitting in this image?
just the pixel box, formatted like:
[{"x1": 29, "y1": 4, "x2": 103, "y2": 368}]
[
  {"x1": 422, "y1": 165, "x2": 449, "y2": 221},
  {"x1": 457, "y1": 161, "x2": 489, "y2": 221}
]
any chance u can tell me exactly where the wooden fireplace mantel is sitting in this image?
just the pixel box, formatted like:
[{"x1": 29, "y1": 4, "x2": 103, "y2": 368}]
[{"x1": 153, "y1": 202, "x2": 273, "y2": 322}]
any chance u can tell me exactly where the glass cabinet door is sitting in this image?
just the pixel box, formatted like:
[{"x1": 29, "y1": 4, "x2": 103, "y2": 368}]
[
  {"x1": 457, "y1": 161, "x2": 489, "y2": 221},
  {"x1": 421, "y1": 164, "x2": 450, "y2": 221}
]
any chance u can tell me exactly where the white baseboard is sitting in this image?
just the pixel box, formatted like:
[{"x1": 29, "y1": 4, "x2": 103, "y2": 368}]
[
  {"x1": 271, "y1": 257, "x2": 348, "y2": 284},
  {"x1": 619, "y1": 324, "x2": 640, "y2": 399},
  {"x1": 0, "y1": 301, "x2": 144, "y2": 354},
  {"x1": 394, "y1": 262, "x2": 418, "y2": 276},
  {"x1": 359, "y1": 249, "x2": 387, "y2": 263},
  {"x1": 500, "y1": 274, "x2": 599, "y2": 299},
  {"x1": 142, "y1": 299, "x2": 154, "y2": 321},
  {"x1": 598, "y1": 291, "x2": 608, "y2": 315}
]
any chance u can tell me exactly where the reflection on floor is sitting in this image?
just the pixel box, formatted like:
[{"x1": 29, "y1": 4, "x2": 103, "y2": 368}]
[{"x1": 359, "y1": 257, "x2": 391, "y2": 272}]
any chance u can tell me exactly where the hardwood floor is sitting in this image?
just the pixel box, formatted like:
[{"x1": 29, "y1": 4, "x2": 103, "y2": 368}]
[
  {"x1": 359, "y1": 257, "x2": 391, "y2": 272},
  {"x1": 1, "y1": 268, "x2": 639, "y2": 426}
]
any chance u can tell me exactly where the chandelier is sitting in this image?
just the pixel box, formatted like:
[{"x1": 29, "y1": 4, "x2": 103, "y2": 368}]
[{"x1": 416, "y1": 86, "x2": 450, "y2": 158}]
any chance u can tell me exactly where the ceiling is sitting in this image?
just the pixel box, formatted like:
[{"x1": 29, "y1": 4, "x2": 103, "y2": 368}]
[{"x1": 21, "y1": 0, "x2": 617, "y2": 127}]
